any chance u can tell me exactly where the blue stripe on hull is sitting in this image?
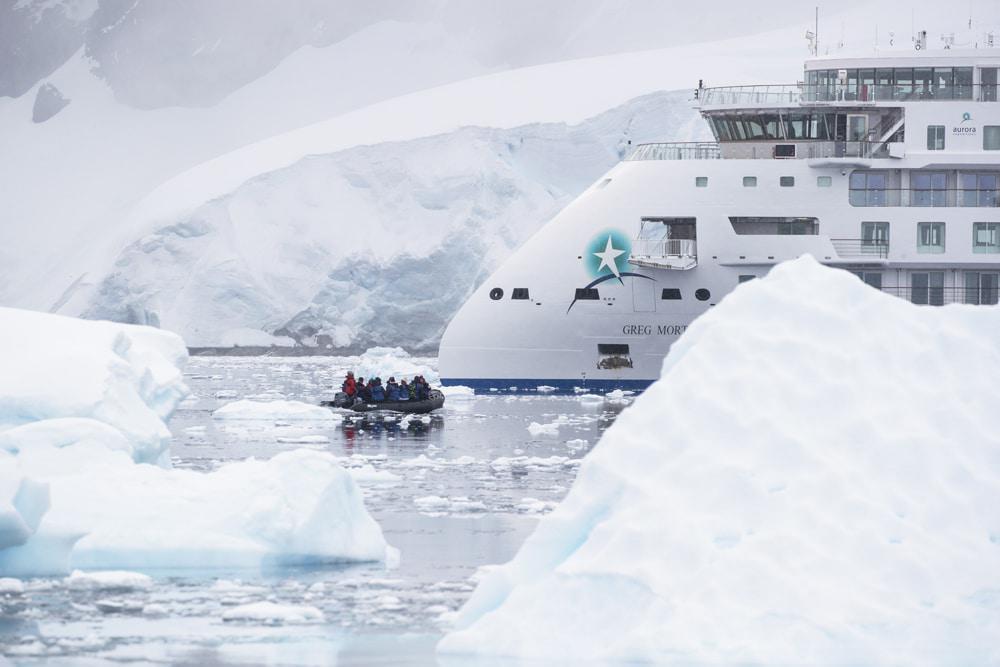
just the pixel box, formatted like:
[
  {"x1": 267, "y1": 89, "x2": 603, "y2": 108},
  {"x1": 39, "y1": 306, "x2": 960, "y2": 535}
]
[{"x1": 440, "y1": 377, "x2": 654, "y2": 394}]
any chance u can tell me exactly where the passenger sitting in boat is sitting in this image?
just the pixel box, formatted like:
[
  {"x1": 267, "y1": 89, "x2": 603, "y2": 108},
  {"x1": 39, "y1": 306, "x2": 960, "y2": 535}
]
[
  {"x1": 413, "y1": 376, "x2": 429, "y2": 401},
  {"x1": 386, "y1": 377, "x2": 400, "y2": 401},
  {"x1": 357, "y1": 377, "x2": 371, "y2": 402},
  {"x1": 370, "y1": 377, "x2": 385, "y2": 402},
  {"x1": 398, "y1": 379, "x2": 410, "y2": 401},
  {"x1": 342, "y1": 371, "x2": 356, "y2": 398}
]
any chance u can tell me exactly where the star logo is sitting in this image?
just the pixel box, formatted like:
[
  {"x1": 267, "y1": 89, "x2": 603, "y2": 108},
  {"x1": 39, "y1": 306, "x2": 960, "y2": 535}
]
[{"x1": 593, "y1": 235, "x2": 625, "y2": 278}]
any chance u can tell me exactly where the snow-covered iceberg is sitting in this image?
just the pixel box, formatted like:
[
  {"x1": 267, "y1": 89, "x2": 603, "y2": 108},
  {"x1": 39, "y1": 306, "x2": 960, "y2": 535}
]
[
  {"x1": 439, "y1": 257, "x2": 1000, "y2": 664},
  {"x1": 0, "y1": 307, "x2": 392, "y2": 575}
]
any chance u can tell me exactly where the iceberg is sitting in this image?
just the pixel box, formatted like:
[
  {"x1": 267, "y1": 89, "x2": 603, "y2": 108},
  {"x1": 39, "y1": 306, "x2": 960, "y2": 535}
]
[
  {"x1": 0, "y1": 307, "x2": 393, "y2": 575},
  {"x1": 439, "y1": 257, "x2": 1000, "y2": 665}
]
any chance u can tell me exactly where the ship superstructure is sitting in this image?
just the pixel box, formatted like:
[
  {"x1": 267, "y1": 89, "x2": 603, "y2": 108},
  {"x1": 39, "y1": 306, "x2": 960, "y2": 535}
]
[{"x1": 439, "y1": 49, "x2": 1000, "y2": 391}]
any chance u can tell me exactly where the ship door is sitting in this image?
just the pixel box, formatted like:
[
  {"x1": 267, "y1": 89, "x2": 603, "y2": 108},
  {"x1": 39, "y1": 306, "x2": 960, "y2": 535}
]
[
  {"x1": 632, "y1": 276, "x2": 655, "y2": 312},
  {"x1": 847, "y1": 114, "x2": 868, "y2": 156}
]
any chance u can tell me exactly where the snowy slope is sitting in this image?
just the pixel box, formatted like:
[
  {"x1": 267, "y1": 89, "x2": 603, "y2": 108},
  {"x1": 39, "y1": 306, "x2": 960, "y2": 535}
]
[
  {"x1": 77, "y1": 91, "x2": 707, "y2": 347},
  {"x1": 439, "y1": 257, "x2": 1000, "y2": 664}
]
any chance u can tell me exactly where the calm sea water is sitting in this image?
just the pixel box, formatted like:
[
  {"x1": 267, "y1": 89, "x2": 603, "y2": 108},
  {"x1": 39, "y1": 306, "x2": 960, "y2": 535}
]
[{"x1": 1, "y1": 356, "x2": 632, "y2": 665}]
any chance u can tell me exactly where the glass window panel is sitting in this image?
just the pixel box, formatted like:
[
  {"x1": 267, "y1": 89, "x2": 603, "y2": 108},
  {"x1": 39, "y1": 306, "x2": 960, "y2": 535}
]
[
  {"x1": 780, "y1": 176, "x2": 795, "y2": 187},
  {"x1": 984, "y1": 126, "x2": 1000, "y2": 150},
  {"x1": 849, "y1": 172, "x2": 866, "y2": 189},
  {"x1": 934, "y1": 68, "x2": 953, "y2": 99},
  {"x1": 743, "y1": 176, "x2": 757, "y2": 187},
  {"x1": 867, "y1": 173, "x2": 887, "y2": 189},
  {"x1": 983, "y1": 274, "x2": 999, "y2": 305},
  {"x1": 817, "y1": 176, "x2": 832, "y2": 187},
  {"x1": 695, "y1": 176, "x2": 708, "y2": 187},
  {"x1": 930, "y1": 173, "x2": 947, "y2": 189},
  {"x1": 954, "y1": 67, "x2": 973, "y2": 99},
  {"x1": 894, "y1": 68, "x2": 914, "y2": 99},
  {"x1": 912, "y1": 173, "x2": 930, "y2": 188},
  {"x1": 915, "y1": 67, "x2": 934, "y2": 97},
  {"x1": 912, "y1": 272, "x2": 928, "y2": 304},
  {"x1": 966, "y1": 272, "x2": 981, "y2": 304}
]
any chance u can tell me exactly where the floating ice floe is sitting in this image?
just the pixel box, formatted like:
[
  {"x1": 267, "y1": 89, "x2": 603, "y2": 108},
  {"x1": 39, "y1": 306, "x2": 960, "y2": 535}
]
[
  {"x1": 441, "y1": 257, "x2": 1000, "y2": 664},
  {"x1": 0, "y1": 308, "x2": 393, "y2": 576},
  {"x1": 221, "y1": 601, "x2": 324, "y2": 624},
  {"x1": 535, "y1": 386, "x2": 557, "y2": 393},
  {"x1": 66, "y1": 569, "x2": 153, "y2": 592},
  {"x1": 440, "y1": 385, "x2": 476, "y2": 399},
  {"x1": 213, "y1": 399, "x2": 342, "y2": 422}
]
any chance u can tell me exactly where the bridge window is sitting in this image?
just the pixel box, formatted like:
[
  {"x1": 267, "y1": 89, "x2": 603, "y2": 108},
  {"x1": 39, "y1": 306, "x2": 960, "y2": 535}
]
[
  {"x1": 918, "y1": 222, "x2": 945, "y2": 253},
  {"x1": 973, "y1": 223, "x2": 1000, "y2": 253},
  {"x1": 927, "y1": 125, "x2": 945, "y2": 150},
  {"x1": 729, "y1": 217, "x2": 818, "y2": 235},
  {"x1": 575, "y1": 288, "x2": 600, "y2": 300}
]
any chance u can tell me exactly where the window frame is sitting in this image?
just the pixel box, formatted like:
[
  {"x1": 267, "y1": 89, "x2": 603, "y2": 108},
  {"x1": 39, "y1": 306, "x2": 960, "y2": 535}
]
[
  {"x1": 926, "y1": 125, "x2": 945, "y2": 150},
  {"x1": 973, "y1": 222, "x2": 1000, "y2": 253},
  {"x1": 917, "y1": 222, "x2": 945, "y2": 253}
]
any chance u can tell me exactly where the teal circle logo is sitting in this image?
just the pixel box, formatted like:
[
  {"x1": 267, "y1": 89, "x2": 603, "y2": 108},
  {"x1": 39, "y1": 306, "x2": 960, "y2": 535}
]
[
  {"x1": 962, "y1": 112, "x2": 972, "y2": 123},
  {"x1": 585, "y1": 230, "x2": 631, "y2": 279}
]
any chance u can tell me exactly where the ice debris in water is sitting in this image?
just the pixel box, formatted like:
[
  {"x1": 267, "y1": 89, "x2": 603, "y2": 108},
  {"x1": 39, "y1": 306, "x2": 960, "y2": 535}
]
[
  {"x1": 440, "y1": 257, "x2": 1000, "y2": 664},
  {"x1": 66, "y1": 570, "x2": 153, "y2": 592},
  {"x1": 213, "y1": 399, "x2": 342, "y2": 422},
  {"x1": 221, "y1": 601, "x2": 324, "y2": 624},
  {"x1": 0, "y1": 307, "x2": 393, "y2": 575}
]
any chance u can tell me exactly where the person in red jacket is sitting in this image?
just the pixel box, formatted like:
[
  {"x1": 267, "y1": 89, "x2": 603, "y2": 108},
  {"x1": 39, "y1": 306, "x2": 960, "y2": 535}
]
[{"x1": 342, "y1": 371, "x2": 357, "y2": 399}]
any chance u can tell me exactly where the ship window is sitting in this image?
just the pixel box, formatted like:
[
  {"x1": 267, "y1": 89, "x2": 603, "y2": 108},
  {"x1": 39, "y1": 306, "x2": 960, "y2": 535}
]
[
  {"x1": 911, "y1": 272, "x2": 945, "y2": 306},
  {"x1": 912, "y1": 172, "x2": 947, "y2": 207},
  {"x1": 742, "y1": 176, "x2": 757, "y2": 187},
  {"x1": 927, "y1": 125, "x2": 945, "y2": 150},
  {"x1": 729, "y1": 217, "x2": 819, "y2": 235},
  {"x1": 695, "y1": 176, "x2": 708, "y2": 187},
  {"x1": 984, "y1": 127, "x2": 1000, "y2": 151},
  {"x1": 661, "y1": 288, "x2": 682, "y2": 300},
  {"x1": 779, "y1": 176, "x2": 795, "y2": 187},
  {"x1": 695, "y1": 288, "x2": 711, "y2": 301},
  {"x1": 954, "y1": 68, "x2": 973, "y2": 99},
  {"x1": 817, "y1": 176, "x2": 832, "y2": 187},
  {"x1": 973, "y1": 223, "x2": 1000, "y2": 253},
  {"x1": 511, "y1": 288, "x2": 530, "y2": 300},
  {"x1": 575, "y1": 288, "x2": 600, "y2": 300},
  {"x1": 960, "y1": 173, "x2": 998, "y2": 206},
  {"x1": 964, "y1": 272, "x2": 1000, "y2": 305},
  {"x1": 849, "y1": 170, "x2": 890, "y2": 206},
  {"x1": 851, "y1": 271, "x2": 883, "y2": 289},
  {"x1": 489, "y1": 288, "x2": 504, "y2": 300},
  {"x1": 862, "y1": 222, "x2": 890, "y2": 250},
  {"x1": 738, "y1": 275, "x2": 756, "y2": 283},
  {"x1": 918, "y1": 222, "x2": 945, "y2": 253}
]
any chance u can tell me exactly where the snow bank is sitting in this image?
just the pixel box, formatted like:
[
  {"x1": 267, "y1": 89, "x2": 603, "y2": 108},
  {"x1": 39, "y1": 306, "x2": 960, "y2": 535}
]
[
  {"x1": 440, "y1": 257, "x2": 1000, "y2": 664},
  {"x1": 213, "y1": 400, "x2": 341, "y2": 422},
  {"x1": 0, "y1": 308, "x2": 392, "y2": 575}
]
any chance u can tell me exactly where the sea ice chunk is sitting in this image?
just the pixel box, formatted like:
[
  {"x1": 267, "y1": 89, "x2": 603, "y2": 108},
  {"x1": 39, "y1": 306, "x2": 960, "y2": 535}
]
[{"x1": 440, "y1": 257, "x2": 1000, "y2": 664}]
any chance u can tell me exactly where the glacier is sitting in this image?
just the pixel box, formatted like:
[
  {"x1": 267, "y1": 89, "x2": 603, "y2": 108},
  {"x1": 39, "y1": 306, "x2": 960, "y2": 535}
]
[
  {"x1": 0, "y1": 307, "x2": 393, "y2": 575},
  {"x1": 80, "y1": 90, "x2": 707, "y2": 348},
  {"x1": 438, "y1": 257, "x2": 1000, "y2": 665}
]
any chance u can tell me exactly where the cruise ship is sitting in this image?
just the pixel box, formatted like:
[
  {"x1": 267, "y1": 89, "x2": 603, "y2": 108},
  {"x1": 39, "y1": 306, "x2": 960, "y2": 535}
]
[{"x1": 439, "y1": 46, "x2": 1000, "y2": 392}]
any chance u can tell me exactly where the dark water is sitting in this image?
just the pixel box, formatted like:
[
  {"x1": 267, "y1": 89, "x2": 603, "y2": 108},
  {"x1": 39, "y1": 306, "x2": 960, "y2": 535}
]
[{"x1": 1, "y1": 356, "x2": 630, "y2": 665}]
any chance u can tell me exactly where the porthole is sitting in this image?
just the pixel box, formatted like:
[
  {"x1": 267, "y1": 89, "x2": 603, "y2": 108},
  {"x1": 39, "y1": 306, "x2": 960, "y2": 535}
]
[
  {"x1": 489, "y1": 287, "x2": 504, "y2": 301},
  {"x1": 695, "y1": 288, "x2": 711, "y2": 301}
]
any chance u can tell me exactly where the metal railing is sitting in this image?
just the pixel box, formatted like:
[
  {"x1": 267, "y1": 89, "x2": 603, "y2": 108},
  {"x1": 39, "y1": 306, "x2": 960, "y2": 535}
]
[
  {"x1": 849, "y1": 189, "x2": 1000, "y2": 207},
  {"x1": 877, "y1": 286, "x2": 998, "y2": 306},
  {"x1": 630, "y1": 238, "x2": 697, "y2": 258},
  {"x1": 726, "y1": 141, "x2": 891, "y2": 159},
  {"x1": 700, "y1": 83, "x2": 1000, "y2": 106},
  {"x1": 832, "y1": 238, "x2": 890, "y2": 259},
  {"x1": 626, "y1": 142, "x2": 721, "y2": 161}
]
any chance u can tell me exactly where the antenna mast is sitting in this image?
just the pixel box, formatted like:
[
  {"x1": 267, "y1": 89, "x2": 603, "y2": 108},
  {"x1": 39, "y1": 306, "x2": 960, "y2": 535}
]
[{"x1": 815, "y1": 7, "x2": 820, "y2": 56}]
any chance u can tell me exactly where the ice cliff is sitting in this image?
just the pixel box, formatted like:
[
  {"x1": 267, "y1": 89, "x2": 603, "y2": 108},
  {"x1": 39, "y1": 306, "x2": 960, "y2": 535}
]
[
  {"x1": 0, "y1": 307, "x2": 392, "y2": 575},
  {"x1": 439, "y1": 257, "x2": 1000, "y2": 665}
]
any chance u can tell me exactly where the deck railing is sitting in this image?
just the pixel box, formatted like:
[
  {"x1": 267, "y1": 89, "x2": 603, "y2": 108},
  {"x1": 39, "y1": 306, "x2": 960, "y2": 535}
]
[
  {"x1": 630, "y1": 238, "x2": 697, "y2": 258},
  {"x1": 849, "y1": 189, "x2": 1000, "y2": 207},
  {"x1": 700, "y1": 83, "x2": 1000, "y2": 106},
  {"x1": 832, "y1": 238, "x2": 890, "y2": 259},
  {"x1": 626, "y1": 142, "x2": 721, "y2": 161}
]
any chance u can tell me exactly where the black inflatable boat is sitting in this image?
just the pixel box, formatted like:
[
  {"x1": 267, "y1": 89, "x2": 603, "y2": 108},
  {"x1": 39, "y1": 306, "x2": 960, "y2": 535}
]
[{"x1": 321, "y1": 390, "x2": 445, "y2": 414}]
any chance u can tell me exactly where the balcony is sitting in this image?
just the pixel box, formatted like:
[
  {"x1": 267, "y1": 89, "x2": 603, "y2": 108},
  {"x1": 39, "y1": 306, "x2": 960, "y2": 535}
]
[
  {"x1": 628, "y1": 238, "x2": 697, "y2": 271},
  {"x1": 832, "y1": 238, "x2": 889, "y2": 260},
  {"x1": 626, "y1": 142, "x2": 721, "y2": 161},
  {"x1": 700, "y1": 83, "x2": 999, "y2": 108}
]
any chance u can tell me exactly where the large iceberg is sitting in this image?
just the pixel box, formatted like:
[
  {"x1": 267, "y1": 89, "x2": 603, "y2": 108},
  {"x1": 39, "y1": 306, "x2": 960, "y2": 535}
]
[
  {"x1": 0, "y1": 307, "x2": 392, "y2": 575},
  {"x1": 439, "y1": 257, "x2": 1000, "y2": 664}
]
